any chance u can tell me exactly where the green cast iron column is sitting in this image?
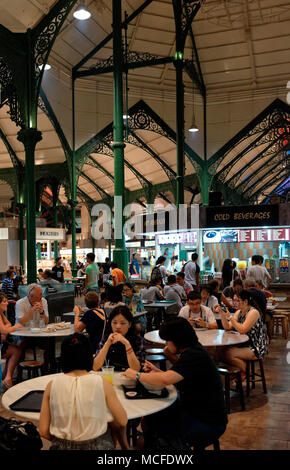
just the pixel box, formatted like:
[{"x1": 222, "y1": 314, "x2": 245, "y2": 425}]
[
  {"x1": 37, "y1": 243, "x2": 41, "y2": 260},
  {"x1": 175, "y1": 54, "x2": 185, "y2": 206},
  {"x1": 112, "y1": 0, "x2": 128, "y2": 278},
  {"x1": 53, "y1": 205, "x2": 59, "y2": 261},
  {"x1": 174, "y1": 0, "x2": 185, "y2": 207},
  {"x1": 17, "y1": 203, "x2": 25, "y2": 271},
  {"x1": 71, "y1": 77, "x2": 77, "y2": 278},
  {"x1": 17, "y1": 128, "x2": 42, "y2": 284},
  {"x1": 201, "y1": 166, "x2": 210, "y2": 206}
]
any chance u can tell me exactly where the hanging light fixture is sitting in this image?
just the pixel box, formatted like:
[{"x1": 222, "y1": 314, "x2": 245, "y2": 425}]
[
  {"x1": 188, "y1": 82, "x2": 199, "y2": 132},
  {"x1": 73, "y1": 2, "x2": 91, "y2": 20},
  {"x1": 39, "y1": 64, "x2": 51, "y2": 71}
]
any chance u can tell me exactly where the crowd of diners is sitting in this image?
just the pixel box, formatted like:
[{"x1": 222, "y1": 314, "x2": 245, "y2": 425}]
[{"x1": 0, "y1": 253, "x2": 272, "y2": 450}]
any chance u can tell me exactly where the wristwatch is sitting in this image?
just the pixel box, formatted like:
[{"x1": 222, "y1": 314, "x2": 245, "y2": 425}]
[{"x1": 136, "y1": 371, "x2": 141, "y2": 381}]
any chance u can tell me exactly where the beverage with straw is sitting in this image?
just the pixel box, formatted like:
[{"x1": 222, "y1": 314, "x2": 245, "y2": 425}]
[{"x1": 102, "y1": 363, "x2": 114, "y2": 384}]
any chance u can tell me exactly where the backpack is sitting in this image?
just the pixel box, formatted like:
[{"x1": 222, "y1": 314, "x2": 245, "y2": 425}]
[{"x1": 150, "y1": 265, "x2": 163, "y2": 284}]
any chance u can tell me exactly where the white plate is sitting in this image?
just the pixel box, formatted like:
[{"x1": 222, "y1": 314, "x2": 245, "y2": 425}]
[{"x1": 30, "y1": 328, "x2": 41, "y2": 333}]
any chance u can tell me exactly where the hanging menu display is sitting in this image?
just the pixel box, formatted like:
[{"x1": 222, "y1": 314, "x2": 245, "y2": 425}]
[{"x1": 203, "y1": 228, "x2": 290, "y2": 243}]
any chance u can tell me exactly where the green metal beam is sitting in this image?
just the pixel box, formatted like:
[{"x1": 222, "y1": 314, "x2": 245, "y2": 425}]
[
  {"x1": 78, "y1": 170, "x2": 111, "y2": 200},
  {"x1": 244, "y1": 160, "x2": 289, "y2": 198},
  {"x1": 72, "y1": 0, "x2": 154, "y2": 74},
  {"x1": 76, "y1": 55, "x2": 173, "y2": 79},
  {"x1": 0, "y1": 127, "x2": 23, "y2": 170},
  {"x1": 235, "y1": 149, "x2": 284, "y2": 193},
  {"x1": 216, "y1": 125, "x2": 278, "y2": 180},
  {"x1": 209, "y1": 98, "x2": 290, "y2": 168},
  {"x1": 248, "y1": 168, "x2": 290, "y2": 202}
]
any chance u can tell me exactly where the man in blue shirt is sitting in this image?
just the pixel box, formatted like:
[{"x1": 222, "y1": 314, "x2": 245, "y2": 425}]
[{"x1": 129, "y1": 253, "x2": 140, "y2": 275}]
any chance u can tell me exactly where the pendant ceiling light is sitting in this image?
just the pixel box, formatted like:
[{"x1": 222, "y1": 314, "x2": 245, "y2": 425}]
[
  {"x1": 73, "y1": 2, "x2": 91, "y2": 20},
  {"x1": 188, "y1": 84, "x2": 199, "y2": 133}
]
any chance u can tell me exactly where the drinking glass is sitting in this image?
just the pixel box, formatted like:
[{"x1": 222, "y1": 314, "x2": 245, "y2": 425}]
[
  {"x1": 55, "y1": 316, "x2": 61, "y2": 323},
  {"x1": 39, "y1": 318, "x2": 45, "y2": 329},
  {"x1": 102, "y1": 366, "x2": 114, "y2": 384}
]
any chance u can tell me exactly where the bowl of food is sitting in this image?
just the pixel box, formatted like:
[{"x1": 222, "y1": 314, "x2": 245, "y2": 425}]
[
  {"x1": 118, "y1": 375, "x2": 136, "y2": 389},
  {"x1": 142, "y1": 383, "x2": 164, "y2": 393}
]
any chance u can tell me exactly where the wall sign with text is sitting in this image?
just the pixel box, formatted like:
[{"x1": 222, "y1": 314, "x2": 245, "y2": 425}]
[
  {"x1": 206, "y1": 204, "x2": 279, "y2": 228},
  {"x1": 203, "y1": 228, "x2": 290, "y2": 243}
]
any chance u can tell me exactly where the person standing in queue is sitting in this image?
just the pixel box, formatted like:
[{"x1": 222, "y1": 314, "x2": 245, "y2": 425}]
[
  {"x1": 183, "y1": 253, "x2": 200, "y2": 292},
  {"x1": 85, "y1": 253, "x2": 100, "y2": 294},
  {"x1": 52, "y1": 257, "x2": 64, "y2": 283}
]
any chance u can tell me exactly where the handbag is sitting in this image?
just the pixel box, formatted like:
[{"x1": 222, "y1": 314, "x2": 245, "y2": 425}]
[{"x1": 0, "y1": 416, "x2": 43, "y2": 451}]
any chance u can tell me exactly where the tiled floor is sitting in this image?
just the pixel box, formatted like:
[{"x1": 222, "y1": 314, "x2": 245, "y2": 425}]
[{"x1": 1, "y1": 293, "x2": 289, "y2": 450}]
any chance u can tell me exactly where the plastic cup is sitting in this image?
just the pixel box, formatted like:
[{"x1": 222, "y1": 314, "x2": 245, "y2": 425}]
[{"x1": 102, "y1": 366, "x2": 114, "y2": 384}]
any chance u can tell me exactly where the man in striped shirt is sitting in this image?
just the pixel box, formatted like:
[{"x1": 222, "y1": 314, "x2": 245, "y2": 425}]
[{"x1": 1, "y1": 270, "x2": 16, "y2": 300}]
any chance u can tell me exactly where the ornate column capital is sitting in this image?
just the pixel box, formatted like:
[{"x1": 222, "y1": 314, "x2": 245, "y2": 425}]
[{"x1": 17, "y1": 128, "x2": 42, "y2": 148}]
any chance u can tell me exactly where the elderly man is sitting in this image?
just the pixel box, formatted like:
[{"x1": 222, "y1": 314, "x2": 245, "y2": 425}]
[{"x1": 15, "y1": 284, "x2": 50, "y2": 372}]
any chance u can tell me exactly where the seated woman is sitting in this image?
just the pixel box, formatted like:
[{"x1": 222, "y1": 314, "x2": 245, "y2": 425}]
[
  {"x1": 122, "y1": 317, "x2": 227, "y2": 450},
  {"x1": 208, "y1": 279, "x2": 233, "y2": 310},
  {"x1": 94, "y1": 305, "x2": 145, "y2": 372},
  {"x1": 74, "y1": 291, "x2": 107, "y2": 353},
  {"x1": 217, "y1": 289, "x2": 268, "y2": 380},
  {"x1": 39, "y1": 333, "x2": 127, "y2": 450},
  {"x1": 122, "y1": 282, "x2": 146, "y2": 334},
  {"x1": 201, "y1": 286, "x2": 219, "y2": 312},
  {"x1": 103, "y1": 286, "x2": 125, "y2": 316},
  {"x1": 0, "y1": 293, "x2": 24, "y2": 393}
]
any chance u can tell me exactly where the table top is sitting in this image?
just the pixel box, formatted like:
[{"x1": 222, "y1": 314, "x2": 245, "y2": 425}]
[
  {"x1": 10, "y1": 325, "x2": 75, "y2": 338},
  {"x1": 144, "y1": 329, "x2": 249, "y2": 348},
  {"x1": 2, "y1": 372, "x2": 177, "y2": 422},
  {"x1": 143, "y1": 301, "x2": 177, "y2": 308}
]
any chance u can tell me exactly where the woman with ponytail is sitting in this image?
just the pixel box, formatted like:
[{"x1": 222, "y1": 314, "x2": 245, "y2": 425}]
[{"x1": 216, "y1": 289, "x2": 267, "y2": 379}]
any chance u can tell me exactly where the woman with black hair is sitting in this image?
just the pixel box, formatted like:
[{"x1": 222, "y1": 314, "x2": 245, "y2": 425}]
[
  {"x1": 221, "y1": 258, "x2": 233, "y2": 289},
  {"x1": 39, "y1": 333, "x2": 127, "y2": 450},
  {"x1": 217, "y1": 289, "x2": 267, "y2": 380},
  {"x1": 122, "y1": 317, "x2": 227, "y2": 450},
  {"x1": 94, "y1": 305, "x2": 145, "y2": 372},
  {"x1": 103, "y1": 286, "x2": 125, "y2": 316}
]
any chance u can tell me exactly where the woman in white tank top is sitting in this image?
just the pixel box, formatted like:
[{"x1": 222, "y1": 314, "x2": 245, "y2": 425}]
[{"x1": 39, "y1": 333, "x2": 127, "y2": 450}]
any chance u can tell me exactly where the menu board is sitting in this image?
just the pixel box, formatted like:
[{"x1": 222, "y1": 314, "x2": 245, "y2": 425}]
[{"x1": 203, "y1": 228, "x2": 290, "y2": 243}]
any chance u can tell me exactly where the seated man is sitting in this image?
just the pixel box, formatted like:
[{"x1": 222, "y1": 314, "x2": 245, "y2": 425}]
[
  {"x1": 40, "y1": 269, "x2": 60, "y2": 288},
  {"x1": 179, "y1": 291, "x2": 218, "y2": 329},
  {"x1": 176, "y1": 272, "x2": 193, "y2": 296},
  {"x1": 15, "y1": 284, "x2": 50, "y2": 372},
  {"x1": 164, "y1": 275, "x2": 186, "y2": 316}
]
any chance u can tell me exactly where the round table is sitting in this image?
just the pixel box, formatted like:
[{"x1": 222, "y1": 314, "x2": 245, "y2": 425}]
[
  {"x1": 142, "y1": 302, "x2": 177, "y2": 329},
  {"x1": 11, "y1": 325, "x2": 75, "y2": 373},
  {"x1": 2, "y1": 372, "x2": 177, "y2": 422},
  {"x1": 144, "y1": 329, "x2": 249, "y2": 348}
]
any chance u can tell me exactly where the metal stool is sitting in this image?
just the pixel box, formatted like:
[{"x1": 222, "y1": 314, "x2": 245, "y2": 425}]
[
  {"x1": 245, "y1": 358, "x2": 267, "y2": 396},
  {"x1": 217, "y1": 364, "x2": 245, "y2": 413},
  {"x1": 126, "y1": 418, "x2": 141, "y2": 448},
  {"x1": 17, "y1": 361, "x2": 44, "y2": 382}
]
